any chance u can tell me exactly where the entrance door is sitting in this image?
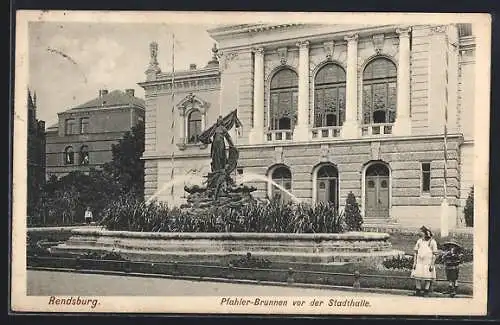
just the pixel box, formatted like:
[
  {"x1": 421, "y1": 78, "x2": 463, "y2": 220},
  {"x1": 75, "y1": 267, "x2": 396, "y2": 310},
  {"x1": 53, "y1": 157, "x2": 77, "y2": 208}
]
[
  {"x1": 365, "y1": 163, "x2": 390, "y2": 219},
  {"x1": 316, "y1": 164, "x2": 339, "y2": 210}
]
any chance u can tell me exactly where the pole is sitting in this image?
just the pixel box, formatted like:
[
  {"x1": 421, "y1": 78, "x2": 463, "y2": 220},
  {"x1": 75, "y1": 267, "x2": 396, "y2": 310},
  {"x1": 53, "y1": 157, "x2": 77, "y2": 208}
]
[
  {"x1": 440, "y1": 38, "x2": 449, "y2": 238},
  {"x1": 170, "y1": 33, "x2": 176, "y2": 202}
]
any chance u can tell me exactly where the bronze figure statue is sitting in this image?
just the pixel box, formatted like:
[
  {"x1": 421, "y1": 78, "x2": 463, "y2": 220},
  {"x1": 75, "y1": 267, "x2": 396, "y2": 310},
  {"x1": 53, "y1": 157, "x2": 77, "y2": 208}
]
[{"x1": 198, "y1": 110, "x2": 241, "y2": 200}]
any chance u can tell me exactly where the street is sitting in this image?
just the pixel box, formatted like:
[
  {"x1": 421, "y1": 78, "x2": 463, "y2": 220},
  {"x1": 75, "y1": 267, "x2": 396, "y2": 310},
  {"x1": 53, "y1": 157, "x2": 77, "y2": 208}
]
[{"x1": 28, "y1": 270, "x2": 399, "y2": 297}]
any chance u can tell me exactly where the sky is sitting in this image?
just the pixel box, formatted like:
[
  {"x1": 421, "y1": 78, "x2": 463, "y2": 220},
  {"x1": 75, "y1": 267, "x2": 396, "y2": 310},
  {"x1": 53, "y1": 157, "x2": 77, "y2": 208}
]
[{"x1": 29, "y1": 22, "x2": 219, "y2": 126}]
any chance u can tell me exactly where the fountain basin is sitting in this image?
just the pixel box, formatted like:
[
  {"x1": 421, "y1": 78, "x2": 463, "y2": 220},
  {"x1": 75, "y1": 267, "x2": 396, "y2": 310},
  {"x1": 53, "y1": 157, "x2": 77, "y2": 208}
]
[{"x1": 50, "y1": 228, "x2": 403, "y2": 265}]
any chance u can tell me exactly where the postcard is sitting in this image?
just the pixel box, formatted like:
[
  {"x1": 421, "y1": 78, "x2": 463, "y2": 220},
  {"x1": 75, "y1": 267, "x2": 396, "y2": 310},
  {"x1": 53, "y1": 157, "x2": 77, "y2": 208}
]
[{"x1": 11, "y1": 10, "x2": 490, "y2": 315}]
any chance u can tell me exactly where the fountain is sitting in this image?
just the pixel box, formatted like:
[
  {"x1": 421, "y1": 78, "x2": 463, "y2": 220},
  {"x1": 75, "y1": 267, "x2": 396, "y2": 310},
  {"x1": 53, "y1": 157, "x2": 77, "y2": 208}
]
[
  {"x1": 176, "y1": 111, "x2": 258, "y2": 211},
  {"x1": 49, "y1": 110, "x2": 403, "y2": 268}
]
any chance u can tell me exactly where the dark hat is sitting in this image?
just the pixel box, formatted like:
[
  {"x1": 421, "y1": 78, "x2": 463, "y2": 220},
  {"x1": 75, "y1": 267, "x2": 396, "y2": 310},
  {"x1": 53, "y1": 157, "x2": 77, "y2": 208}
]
[
  {"x1": 441, "y1": 241, "x2": 463, "y2": 251},
  {"x1": 420, "y1": 225, "x2": 433, "y2": 238}
]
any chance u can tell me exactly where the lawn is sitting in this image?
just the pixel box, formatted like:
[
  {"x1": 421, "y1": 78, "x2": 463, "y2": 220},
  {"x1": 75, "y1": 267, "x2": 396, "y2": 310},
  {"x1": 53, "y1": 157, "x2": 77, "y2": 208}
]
[
  {"x1": 388, "y1": 231, "x2": 474, "y2": 255},
  {"x1": 386, "y1": 230, "x2": 474, "y2": 285}
]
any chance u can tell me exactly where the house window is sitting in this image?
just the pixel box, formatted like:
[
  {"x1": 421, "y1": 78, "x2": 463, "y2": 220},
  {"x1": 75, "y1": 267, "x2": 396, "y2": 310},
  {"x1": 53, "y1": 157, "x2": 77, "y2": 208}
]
[
  {"x1": 269, "y1": 68, "x2": 298, "y2": 130},
  {"x1": 421, "y1": 162, "x2": 431, "y2": 194},
  {"x1": 80, "y1": 145, "x2": 89, "y2": 165},
  {"x1": 64, "y1": 146, "x2": 74, "y2": 165},
  {"x1": 270, "y1": 165, "x2": 292, "y2": 203},
  {"x1": 65, "y1": 118, "x2": 76, "y2": 135},
  {"x1": 79, "y1": 117, "x2": 89, "y2": 134},
  {"x1": 187, "y1": 109, "x2": 202, "y2": 144},
  {"x1": 314, "y1": 64, "x2": 346, "y2": 127},
  {"x1": 362, "y1": 58, "x2": 397, "y2": 124}
]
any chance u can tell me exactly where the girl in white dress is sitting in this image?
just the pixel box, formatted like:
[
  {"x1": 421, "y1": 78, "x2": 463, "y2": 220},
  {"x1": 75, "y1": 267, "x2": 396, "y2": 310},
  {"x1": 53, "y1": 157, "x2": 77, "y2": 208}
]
[{"x1": 412, "y1": 226, "x2": 438, "y2": 297}]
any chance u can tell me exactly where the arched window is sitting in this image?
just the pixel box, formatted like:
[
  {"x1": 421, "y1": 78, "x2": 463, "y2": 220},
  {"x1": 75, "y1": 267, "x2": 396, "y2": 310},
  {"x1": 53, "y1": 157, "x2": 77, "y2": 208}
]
[
  {"x1": 269, "y1": 68, "x2": 298, "y2": 130},
  {"x1": 270, "y1": 165, "x2": 292, "y2": 202},
  {"x1": 79, "y1": 145, "x2": 89, "y2": 165},
  {"x1": 314, "y1": 64, "x2": 346, "y2": 127},
  {"x1": 187, "y1": 109, "x2": 202, "y2": 144},
  {"x1": 64, "y1": 146, "x2": 74, "y2": 165},
  {"x1": 362, "y1": 58, "x2": 397, "y2": 124}
]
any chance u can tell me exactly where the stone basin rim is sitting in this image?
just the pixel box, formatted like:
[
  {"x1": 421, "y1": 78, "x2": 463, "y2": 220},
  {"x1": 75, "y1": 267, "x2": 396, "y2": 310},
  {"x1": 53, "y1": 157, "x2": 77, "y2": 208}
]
[{"x1": 63, "y1": 228, "x2": 391, "y2": 241}]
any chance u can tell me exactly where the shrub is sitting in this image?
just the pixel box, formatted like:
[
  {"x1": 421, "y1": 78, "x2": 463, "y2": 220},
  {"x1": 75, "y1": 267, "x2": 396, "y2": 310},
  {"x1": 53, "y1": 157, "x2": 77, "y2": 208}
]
[
  {"x1": 383, "y1": 248, "x2": 474, "y2": 270},
  {"x1": 383, "y1": 255, "x2": 414, "y2": 270},
  {"x1": 230, "y1": 253, "x2": 272, "y2": 269},
  {"x1": 99, "y1": 196, "x2": 345, "y2": 233},
  {"x1": 463, "y1": 187, "x2": 474, "y2": 227},
  {"x1": 344, "y1": 192, "x2": 363, "y2": 231}
]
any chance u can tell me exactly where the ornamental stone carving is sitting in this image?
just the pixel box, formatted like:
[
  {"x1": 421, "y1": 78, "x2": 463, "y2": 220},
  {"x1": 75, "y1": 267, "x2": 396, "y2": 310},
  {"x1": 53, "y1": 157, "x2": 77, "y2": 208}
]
[
  {"x1": 372, "y1": 34, "x2": 385, "y2": 54},
  {"x1": 218, "y1": 51, "x2": 239, "y2": 71},
  {"x1": 176, "y1": 93, "x2": 210, "y2": 116},
  {"x1": 277, "y1": 47, "x2": 288, "y2": 65},
  {"x1": 274, "y1": 146, "x2": 284, "y2": 164},
  {"x1": 323, "y1": 41, "x2": 335, "y2": 60},
  {"x1": 431, "y1": 25, "x2": 448, "y2": 34}
]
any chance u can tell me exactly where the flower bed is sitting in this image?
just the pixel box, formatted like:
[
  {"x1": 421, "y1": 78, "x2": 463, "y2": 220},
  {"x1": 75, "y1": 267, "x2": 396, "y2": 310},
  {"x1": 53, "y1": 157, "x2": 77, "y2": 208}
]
[{"x1": 99, "y1": 196, "x2": 345, "y2": 234}]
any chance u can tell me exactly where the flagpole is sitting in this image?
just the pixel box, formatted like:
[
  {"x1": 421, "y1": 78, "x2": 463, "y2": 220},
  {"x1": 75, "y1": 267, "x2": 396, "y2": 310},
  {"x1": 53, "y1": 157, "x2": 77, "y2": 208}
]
[
  {"x1": 440, "y1": 36, "x2": 450, "y2": 238},
  {"x1": 170, "y1": 33, "x2": 176, "y2": 202}
]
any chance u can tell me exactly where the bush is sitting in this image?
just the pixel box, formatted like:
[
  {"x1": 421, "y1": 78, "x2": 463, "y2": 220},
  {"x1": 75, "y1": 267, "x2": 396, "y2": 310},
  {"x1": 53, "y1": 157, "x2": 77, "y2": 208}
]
[
  {"x1": 99, "y1": 196, "x2": 345, "y2": 233},
  {"x1": 383, "y1": 248, "x2": 474, "y2": 270},
  {"x1": 344, "y1": 192, "x2": 363, "y2": 231},
  {"x1": 383, "y1": 255, "x2": 414, "y2": 270},
  {"x1": 464, "y1": 187, "x2": 474, "y2": 227},
  {"x1": 230, "y1": 253, "x2": 272, "y2": 269}
]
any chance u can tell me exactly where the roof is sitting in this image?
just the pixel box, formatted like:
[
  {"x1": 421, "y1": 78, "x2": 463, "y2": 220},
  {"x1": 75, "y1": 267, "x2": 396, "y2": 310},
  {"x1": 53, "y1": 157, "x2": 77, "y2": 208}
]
[{"x1": 70, "y1": 90, "x2": 145, "y2": 110}]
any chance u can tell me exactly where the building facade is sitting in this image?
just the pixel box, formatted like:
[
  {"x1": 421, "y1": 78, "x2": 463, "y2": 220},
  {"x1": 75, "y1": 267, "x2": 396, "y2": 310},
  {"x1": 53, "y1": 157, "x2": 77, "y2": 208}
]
[
  {"x1": 139, "y1": 24, "x2": 475, "y2": 229},
  {"x1": 45, "y1": 89, "x2": 145, "y2": 178},
  {"x1": 27, "y1": 90, "x2": 46, "y2": 215}
]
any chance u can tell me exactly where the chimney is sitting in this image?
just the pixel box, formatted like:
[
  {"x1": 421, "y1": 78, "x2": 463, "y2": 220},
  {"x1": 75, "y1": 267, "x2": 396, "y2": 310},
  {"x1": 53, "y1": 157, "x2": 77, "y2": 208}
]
[
  {"x1": 189, "y1": 63, "x2": 197, "y2": 70},
  {"x1": 99, "y1": 89, "x2": 108, "y2": 97},
  {"x1": 125, "y1": 89, "x2": 135, "y2": 97}
]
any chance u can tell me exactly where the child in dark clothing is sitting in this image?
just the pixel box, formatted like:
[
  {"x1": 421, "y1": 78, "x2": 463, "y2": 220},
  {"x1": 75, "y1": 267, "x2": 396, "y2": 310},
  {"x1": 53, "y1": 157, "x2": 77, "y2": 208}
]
[{"x1": 442, "y1": 246, "x2": 462, "y2": 297}]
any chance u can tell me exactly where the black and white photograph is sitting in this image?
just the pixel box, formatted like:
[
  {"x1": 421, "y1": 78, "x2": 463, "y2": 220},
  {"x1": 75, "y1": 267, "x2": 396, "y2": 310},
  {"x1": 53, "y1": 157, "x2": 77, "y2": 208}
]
[{"x1": 11, "y1": 11, "x2": 490, "y2": 315}]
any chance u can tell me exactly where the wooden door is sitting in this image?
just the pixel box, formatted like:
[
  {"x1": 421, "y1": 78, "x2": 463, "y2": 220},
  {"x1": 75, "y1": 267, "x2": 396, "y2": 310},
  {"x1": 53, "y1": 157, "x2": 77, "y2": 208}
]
[
  {"x1": 317, "y1": 178, "x2": 338, "y2": 210},
  {"x1": 365, "y1": 176, "x2": 389, "y2": 219},
  {"x1": 365, "y1": 163, "x2": 390, "y2": 219}
]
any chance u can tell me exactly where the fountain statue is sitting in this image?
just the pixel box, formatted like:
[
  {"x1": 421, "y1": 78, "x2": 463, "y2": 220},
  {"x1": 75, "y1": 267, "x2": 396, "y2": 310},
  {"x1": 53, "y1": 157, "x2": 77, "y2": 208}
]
[{"x1": 181, "y1": 110, "x2": 257, "y2": 210}]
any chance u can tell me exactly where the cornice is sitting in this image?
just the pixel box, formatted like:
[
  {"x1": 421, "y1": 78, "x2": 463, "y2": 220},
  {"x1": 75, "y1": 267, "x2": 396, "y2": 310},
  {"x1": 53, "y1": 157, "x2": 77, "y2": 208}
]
[
  {"x1": 139, "y1": 74, "x2": 221, "y2": 92},
  {"x1": 208, "y1": 24, "x2": 307, "y2": 38}
]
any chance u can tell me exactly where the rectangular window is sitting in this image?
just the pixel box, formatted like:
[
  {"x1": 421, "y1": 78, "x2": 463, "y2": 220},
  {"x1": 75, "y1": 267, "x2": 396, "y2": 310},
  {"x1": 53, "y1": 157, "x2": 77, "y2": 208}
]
[
  {"x1": 65, "y1": 118, "x2": 76, "y2": 135},
  {"x1": 421, "y1": 162, "x2": 431, "y2": 194},
  {"x1": 80, "y1": 117, "x2": 90, "y2": 134}
]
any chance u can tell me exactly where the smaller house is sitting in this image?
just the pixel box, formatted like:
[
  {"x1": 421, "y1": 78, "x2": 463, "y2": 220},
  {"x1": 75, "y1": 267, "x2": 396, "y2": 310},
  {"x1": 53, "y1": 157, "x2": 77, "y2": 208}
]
[{"x1": 45, "y1": 89, "x2": 145, "y2": 179}]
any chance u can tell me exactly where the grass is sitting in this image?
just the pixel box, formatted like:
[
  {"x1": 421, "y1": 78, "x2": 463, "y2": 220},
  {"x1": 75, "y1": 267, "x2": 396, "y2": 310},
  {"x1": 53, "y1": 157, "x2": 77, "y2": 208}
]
[
  {"x1": 388, "y1": 231, "x2": 474, "y2": 255},
  {"x1": 386, "y1": 231, "x2": 473, "y2": 284}
]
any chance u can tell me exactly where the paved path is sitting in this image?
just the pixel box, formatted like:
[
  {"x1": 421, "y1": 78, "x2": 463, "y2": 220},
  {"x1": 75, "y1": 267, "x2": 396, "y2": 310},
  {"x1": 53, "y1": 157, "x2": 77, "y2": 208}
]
[{"x1": 28, "y1": 270, "x2": 399, "y2": 297}]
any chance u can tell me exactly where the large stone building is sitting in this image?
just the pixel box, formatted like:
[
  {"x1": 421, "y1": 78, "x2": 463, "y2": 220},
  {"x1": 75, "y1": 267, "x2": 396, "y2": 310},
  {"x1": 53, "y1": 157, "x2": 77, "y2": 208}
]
[
  {"x1": 27, "y1": 90, "x2": 46, "y2": 215},
  {"x1": 139, "y1": 23, "x2": 475, "y2": 229},
  {"x1": 45, "y1": 89, "x2": 145, "y2": 178}
]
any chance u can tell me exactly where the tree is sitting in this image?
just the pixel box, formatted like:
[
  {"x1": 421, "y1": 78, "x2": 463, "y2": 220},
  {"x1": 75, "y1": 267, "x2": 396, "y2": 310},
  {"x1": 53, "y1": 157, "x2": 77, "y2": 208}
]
[
  {"x1": 102, "y1": 121, "x2": 145, "y2": 200},
  {"x1": 344, "y1": 191, "x2": 363, "y2": 231},
  {"x1": 463, "y1": 186, "x2": 474, "y2": 227}
]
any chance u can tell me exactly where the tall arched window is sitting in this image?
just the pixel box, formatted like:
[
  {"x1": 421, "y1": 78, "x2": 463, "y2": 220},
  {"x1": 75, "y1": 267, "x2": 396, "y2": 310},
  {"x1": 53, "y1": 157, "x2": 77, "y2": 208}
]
[
  {"x1": 314, "y1": 64, "x2": 346, "y2": 127},
  {"x1": 79, "y1": 145, "x2": 89, "y2": 165},
  {"x1": 270, "y1": 165, "x2": 292, "y2": 202},
  {"x1": 362, "y1": 58, "x2": 397, "y2": 124},
  {"x1": 187, "y1": 109, "x2": 202, "y2": 144},
  {"x1": 64, "y1": 146, "x2": 74, "y2": 165},
  {"x1": 269, "y1": 68, "x2": 298, "y2": 130}
]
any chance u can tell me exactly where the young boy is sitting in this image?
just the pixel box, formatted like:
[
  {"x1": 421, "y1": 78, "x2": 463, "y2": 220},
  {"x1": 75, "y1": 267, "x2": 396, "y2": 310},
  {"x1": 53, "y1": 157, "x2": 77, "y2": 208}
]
[
  {"x1": 442, "y1": 245, "x2": 462, "y2": 297},
  {"x1": 84, "y1": 206, "x2": 93, "y2": 225}
]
